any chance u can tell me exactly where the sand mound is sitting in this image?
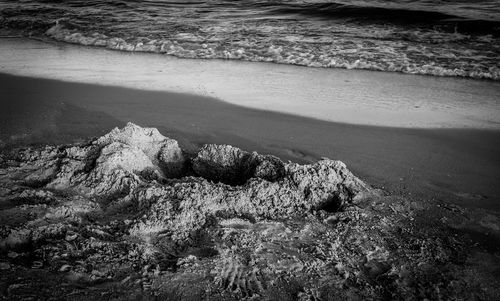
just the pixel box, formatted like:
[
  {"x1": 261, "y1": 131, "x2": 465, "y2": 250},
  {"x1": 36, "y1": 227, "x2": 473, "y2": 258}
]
[{"x1": 0, "y1": 124, "x2": 498, "y2": 300}]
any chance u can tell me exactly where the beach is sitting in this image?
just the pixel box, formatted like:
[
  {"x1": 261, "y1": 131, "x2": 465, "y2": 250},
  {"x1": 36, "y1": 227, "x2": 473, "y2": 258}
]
[
  {"x1": 2, "y1": 0, "x2": 500, "y2": 298},
  {"x1": 1, "y1": 38, "x2": 500, "y2": 210},
  {"x1": 1, "y1": 31, "x2": 500, "y2": 300}
]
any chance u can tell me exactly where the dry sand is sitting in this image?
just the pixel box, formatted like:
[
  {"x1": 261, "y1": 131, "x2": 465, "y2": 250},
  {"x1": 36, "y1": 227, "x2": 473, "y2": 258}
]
[{"x1": 1, "y1": 73, "x2": 499, "y2": 211}]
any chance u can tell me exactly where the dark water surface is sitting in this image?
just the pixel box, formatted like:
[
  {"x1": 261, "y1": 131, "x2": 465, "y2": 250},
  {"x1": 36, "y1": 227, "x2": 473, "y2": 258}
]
[{"x1": 1, "y1": 0, "x2": 499, "y2": 79}]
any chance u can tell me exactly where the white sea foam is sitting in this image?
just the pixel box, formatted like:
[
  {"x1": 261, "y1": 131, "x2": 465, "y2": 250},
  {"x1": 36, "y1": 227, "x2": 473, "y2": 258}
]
[{"x1": 44, "y1": 23, "x2": 500, "y2": 80}]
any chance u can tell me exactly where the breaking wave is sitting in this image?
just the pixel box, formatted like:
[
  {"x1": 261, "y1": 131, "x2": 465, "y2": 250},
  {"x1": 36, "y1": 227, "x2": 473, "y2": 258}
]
[{"x1": 1, "y1": 0, "x2": 499, "y2": 79}]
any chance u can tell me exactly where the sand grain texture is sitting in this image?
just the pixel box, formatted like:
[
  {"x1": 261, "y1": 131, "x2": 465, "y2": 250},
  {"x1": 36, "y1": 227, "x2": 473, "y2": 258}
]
[{"x1": 0, "y1": 124, "x2": 499, "y2": 300}]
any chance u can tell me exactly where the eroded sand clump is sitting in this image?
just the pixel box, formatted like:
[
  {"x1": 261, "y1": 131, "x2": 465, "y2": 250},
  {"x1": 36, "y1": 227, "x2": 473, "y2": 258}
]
[{"x1": 0, "y1": 123, "x2": 499, "y2": 300}]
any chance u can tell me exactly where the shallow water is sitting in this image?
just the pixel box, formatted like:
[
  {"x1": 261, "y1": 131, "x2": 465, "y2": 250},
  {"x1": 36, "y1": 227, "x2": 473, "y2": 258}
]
[{"x1": 1, "y1": 0, "x2": 499, "y2": 79}]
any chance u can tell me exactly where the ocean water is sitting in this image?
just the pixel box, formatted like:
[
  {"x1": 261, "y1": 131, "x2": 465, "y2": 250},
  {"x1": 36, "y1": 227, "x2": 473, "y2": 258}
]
[{"x1": 0, "y1": 0, "x2": 499, "y2": 79}]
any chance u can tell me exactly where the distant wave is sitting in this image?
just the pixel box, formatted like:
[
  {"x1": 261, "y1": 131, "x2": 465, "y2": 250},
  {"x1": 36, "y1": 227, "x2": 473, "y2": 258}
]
[{"x1": 269, "y1": 3, "x2": 500, "y2": 35}]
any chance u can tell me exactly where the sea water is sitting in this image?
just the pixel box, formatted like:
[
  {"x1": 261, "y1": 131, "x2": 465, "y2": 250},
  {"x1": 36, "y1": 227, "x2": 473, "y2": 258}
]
[{"x1": 0, "y1": 0, "x2": 499, "y2": 79}]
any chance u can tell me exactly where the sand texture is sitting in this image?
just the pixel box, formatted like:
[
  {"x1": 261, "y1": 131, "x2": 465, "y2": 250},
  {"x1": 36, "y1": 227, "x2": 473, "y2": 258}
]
[{"x1": 1, "y1": 124, "x2": 499, "y2": 300}]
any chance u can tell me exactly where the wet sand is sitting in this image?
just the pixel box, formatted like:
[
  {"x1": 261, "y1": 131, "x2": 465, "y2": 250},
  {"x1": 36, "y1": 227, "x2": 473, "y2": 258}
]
[
  {"x1": 1, "y1": 73, "x2": 500, "y2": 210},
  {"x1": 1, "y1": 38, "x2": 500, "y2": 129}
]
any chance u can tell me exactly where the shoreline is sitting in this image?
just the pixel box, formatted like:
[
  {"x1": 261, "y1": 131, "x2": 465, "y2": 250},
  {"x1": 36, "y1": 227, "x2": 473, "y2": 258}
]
[
  {"x1": 3, "y1": 34, "x2": 499, "y2": 84},
  {"x1": 1, "y1": 73, "x2": 500, "y2": 211},
  {"x1": 1, "y1": 37, "x2": 500, "y2": 129}
]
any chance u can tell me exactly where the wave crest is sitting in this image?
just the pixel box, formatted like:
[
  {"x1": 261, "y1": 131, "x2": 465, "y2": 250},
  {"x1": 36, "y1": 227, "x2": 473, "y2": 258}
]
[{"x1": 45, "y1": 23, "x2": 500, "y2": 80}]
